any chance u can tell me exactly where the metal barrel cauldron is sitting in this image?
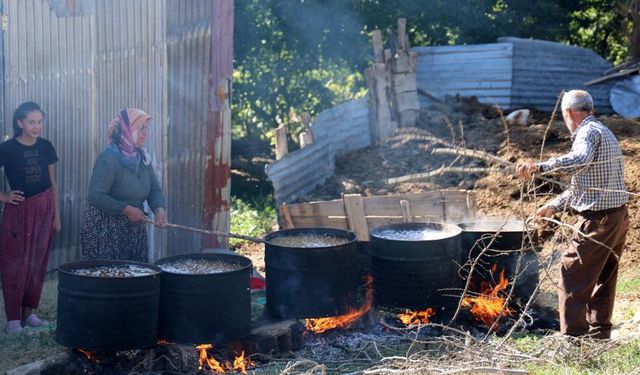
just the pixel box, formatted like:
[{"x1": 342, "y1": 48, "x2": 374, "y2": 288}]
[
  {"x1": 56, "y1": 260, "x2": 161, "y2": 351},
  {"x1": 265, "y1": 228, "x2": 359, "y2": 318},
  {"x1": 369, "y1": 222, "x2": 463, "y2": 311},
  {"x1": 156, "y1": 253, "x2": 252, "y2": 344},
  {"x1": 457, "y1": 219, "x2": 539, "y2": 299},
  {"x1": 458, "y1": 219, "x2": 532, "y2": 252}
]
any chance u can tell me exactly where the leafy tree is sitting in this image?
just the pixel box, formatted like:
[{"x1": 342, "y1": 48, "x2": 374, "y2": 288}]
[
  {"x1": 233, "y1": 0, "x2": 368, "y2": 142},
  {"x1": 232, "y1": 0, "x2": 633, "y2": 145},
  {"x1": 568, "y1": 0, "x2": 633, "y2": 64}
]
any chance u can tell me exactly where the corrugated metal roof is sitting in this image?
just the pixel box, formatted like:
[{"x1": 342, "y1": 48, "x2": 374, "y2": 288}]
[
  {"x1": 415, "y1": 37, "x2": 614, "y2": 112},
  {"x1": 415, "y1": 42, "x2": 514, "y2": 109}
]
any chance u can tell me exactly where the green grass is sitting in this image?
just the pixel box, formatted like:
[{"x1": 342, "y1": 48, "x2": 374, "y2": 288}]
[
  {"x1": 617, "y1": 276, "x2": 640, "y2": 296},
  {"x1": 229, "y1": 194, "x2": 276, "y2": 248},
  {"x1": 508, "y1": 332, "x2": 640, "y2": 375},
  {"x1": 528, "y1": 339, "x2": 640, "y2": 375}
]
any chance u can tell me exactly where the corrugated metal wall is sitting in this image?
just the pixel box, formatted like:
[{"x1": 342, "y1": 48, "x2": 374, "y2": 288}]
[
  {"x1": 165, "y1": 0, "x2": 211, "y2": 254},
  {"x1": 93, "y1": 0, "x2": 169, "y2": 262},
  {"x1": 1, "y1": 0, "x2": 213, "y2": 270},
  {"x1": 266, "y1": 97, "x2": 371, "y2": 204},
  {"x1": 2, "y1": 0, "x2": 94, "y2": 270},
  {"x1": 415, "y1": 38, "x2": 613, "y2": 112},
  {"x1": 503, "y1": 37, "x2": 613, "y2": 112},
  {"x1": 414, "y1": 43, "x2": 514, "y2": 109}
]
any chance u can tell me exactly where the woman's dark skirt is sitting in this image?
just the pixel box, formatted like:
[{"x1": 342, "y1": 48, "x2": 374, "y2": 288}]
[{"x1": 80, "y1": 205, "x2": 148, "y2": 263}]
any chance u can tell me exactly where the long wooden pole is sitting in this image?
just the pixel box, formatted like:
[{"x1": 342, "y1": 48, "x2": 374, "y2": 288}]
[{"x1": 146, "y1": 219, "x2": 263, "y2": 243}]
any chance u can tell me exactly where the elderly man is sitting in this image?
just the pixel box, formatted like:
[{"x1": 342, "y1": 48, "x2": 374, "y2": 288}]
[{"x1": 516, "y1": 89, "x2": 629, "y2": 339}]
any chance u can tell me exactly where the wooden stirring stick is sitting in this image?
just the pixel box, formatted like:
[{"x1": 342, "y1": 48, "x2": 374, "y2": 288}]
[{"x1": 145, "y1": 219, "x2": 264, "y2": 243}]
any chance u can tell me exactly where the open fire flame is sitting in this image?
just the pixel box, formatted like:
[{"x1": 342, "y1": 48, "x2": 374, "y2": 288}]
[
  {"x1": 77, "y1": 349, "x2": 102, "y2": 364},
  {"x1": 304, "y1": 275, "x2": 374, "y2": 334},
  {"x1": 397, "y1": 308, "x2": 436, "y2": 326},
  {"x1": 196, "y1": 344, "x2": 255, "y2": 374},
  {"x1": 461, "y1": 266, "x2": 513, "y2": 327}
]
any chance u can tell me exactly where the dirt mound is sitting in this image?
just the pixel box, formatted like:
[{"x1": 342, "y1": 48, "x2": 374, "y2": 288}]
[{"x1": 302, "y1": 96, "x2": 640, "y2": 271}]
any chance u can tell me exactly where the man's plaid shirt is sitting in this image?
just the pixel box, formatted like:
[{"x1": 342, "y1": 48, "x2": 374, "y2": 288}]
[{"x1": 537, "y1": 115, "x2": 629, "y2": 213}]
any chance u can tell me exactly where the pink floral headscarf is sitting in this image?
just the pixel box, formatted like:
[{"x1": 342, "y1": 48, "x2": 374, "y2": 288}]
[{"x1": 107, "y1": 108, "x2": 151, "y2": 157}]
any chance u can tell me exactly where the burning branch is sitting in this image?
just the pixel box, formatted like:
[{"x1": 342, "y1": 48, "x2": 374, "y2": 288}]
[
  {"x1": 461, "y1": 268, "x2": 514, "y2": 328},
  {"x1": 196, "y1": 344, "x2": 255, "y2": 374},
  {"x1": 305, "y1": 275, "x2": 374, "y2": 334},
  {"x1": 397, "y1": 308, "x2": 436, "y2": 327}
]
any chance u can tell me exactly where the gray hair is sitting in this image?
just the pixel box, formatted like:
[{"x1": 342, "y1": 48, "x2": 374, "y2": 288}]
[{"x1": 561, "y1": 90, "x2": 594, "y2": 112}]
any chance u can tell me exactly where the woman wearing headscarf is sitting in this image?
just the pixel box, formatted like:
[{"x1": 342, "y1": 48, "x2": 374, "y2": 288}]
[{"x1": 81, "y1": 108, "x2": 167, "y2": 262}]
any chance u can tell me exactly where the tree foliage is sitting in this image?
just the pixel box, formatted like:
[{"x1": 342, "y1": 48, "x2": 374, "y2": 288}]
[{"x1": 232, "y1": 0, "x2": 635, "y2": 143}]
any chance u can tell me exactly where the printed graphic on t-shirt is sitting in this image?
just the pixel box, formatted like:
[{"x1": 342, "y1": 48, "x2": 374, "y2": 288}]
[{"x1": 23, "y1": 149, "x2": 43, "y2": 184}]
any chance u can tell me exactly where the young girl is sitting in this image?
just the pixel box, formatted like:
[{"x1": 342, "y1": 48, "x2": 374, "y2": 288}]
[{"x1": 0, "y1": 102, "x2": 61, "y2": 334}]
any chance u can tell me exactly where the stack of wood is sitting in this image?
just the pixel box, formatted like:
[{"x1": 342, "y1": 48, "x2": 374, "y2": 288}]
[{"x1": 365, "y1": 18, "x2": 420, "y2": 141}]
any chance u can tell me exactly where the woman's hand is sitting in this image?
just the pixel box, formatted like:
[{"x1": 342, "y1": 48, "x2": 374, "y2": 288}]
[
  {"x1": 154, "y1": 208, "x2": 167, "y2": 228},
  {"x1": 122, "y1": 206, "x2": 146, "y2": 223},
  {"x1": 0, "y1": 190, "x2": 25, "y2": 205},
  {"x1": 52, "y1": 213, "x2": 62, "y2": 232}
]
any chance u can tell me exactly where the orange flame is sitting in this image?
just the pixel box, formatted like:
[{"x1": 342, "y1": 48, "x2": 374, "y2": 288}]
[
  {"x1": 232, "y1": 351, "x2": 252, "y2": 374},
  {"x1": 461, "y1": 268, "x2": 513, "y2": 327},
  {"x1": 397, "y1": 308, "x2": 436, "y2": 326},
  {"x1": 157, "y1": 339, "x2": 171, "y2": 345},
  {"x1": 77, "y1": 349, "x2": 101, "y2": 364},
  {"x1": 305, "y1": 275, "x2": 374, "y2": 334},
  {"x1": 196, "y1": 344, "x2": 255, "y2": 374}
]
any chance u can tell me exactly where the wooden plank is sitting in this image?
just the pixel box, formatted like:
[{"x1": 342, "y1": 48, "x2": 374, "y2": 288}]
[
  {"x1": 397, "y1": 18, "x2": 407, "y2": 50},
  {"x1": 299, "y1": 111, "x2": 313, "y2": 146},
  {"x1": 362, "y1": 191, "x2": 445, "y2": 216},
  {"x1": 287, "y1": 199, "x2": 345, "y2": 217},
  {"x1": 299, "y1": 131, "x2": 313, "y2": 148},
  {"x1": 285, "y1": 191, "x2": 477, "y2": 236},
  {"x1": 585, "y1": 68, "x2": 639, "y2": 86},
  {"x1": 343, "y1": 194, "x2": 369, "y2": 241},
  {"x1": 442, "y1": 190, "x2": 476, "y2": 221},
  {"x1": 400, "y1": 200, "x2": 411, "y2": 223},
  {"x1": 274, "y1": 125, "x2": 288, "y2": 160},
  {"x1": 279, "y1": 203, "x2": 295, "y2": 229},
  {"x1": 288, "y1": 216, "x2": 349, "y2": 229},
  {"x1": 366, "y1": 217, "x2": 407, "y2": 230},
  {"x1": 371, "y1": 29, "x2": 383, "y2": 63}
]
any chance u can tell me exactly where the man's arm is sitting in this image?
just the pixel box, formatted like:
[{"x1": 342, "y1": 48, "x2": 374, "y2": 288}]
[
  {"x1": 538, "y1": 127, "x2": 599, "y2": 175},
  {"x1": 545, "y1": 187, "x2": 574, "y2": 213}
]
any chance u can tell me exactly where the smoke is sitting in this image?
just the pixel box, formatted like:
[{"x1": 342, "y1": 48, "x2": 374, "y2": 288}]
[{"x1": 268, "y1": 1, "x2": 369, "y2": 68}]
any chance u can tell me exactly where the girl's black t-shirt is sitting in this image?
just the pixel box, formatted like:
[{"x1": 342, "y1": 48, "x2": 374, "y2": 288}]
[{"x1": 0, "y1": 138, "x2": 59, "y2": 198}]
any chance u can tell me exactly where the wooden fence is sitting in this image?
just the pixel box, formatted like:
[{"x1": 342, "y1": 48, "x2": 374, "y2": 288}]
[
  {"x1": 279, "y1": 190, "x2": 476, "y2": 241},
  {"x1": 265, "y1": 97, "x2": 370, "y2": 205}
]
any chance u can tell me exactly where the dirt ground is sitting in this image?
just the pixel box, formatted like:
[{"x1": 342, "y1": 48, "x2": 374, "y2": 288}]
[
  {"x1": 297, "y1": 96, "x2": 640, "y2": 274},
  {"x1": 234, "y1": 95, "x2": 640, "y2": 351}
]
